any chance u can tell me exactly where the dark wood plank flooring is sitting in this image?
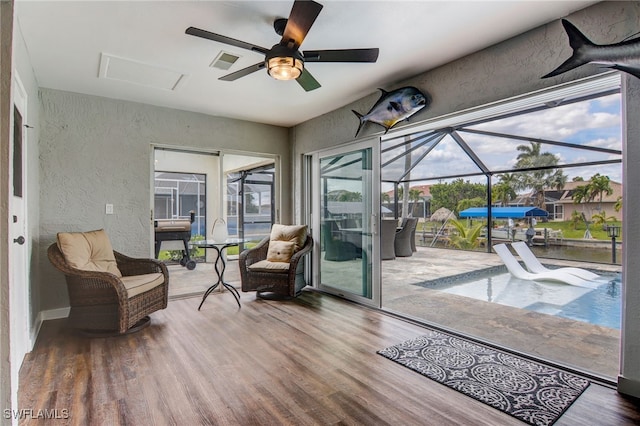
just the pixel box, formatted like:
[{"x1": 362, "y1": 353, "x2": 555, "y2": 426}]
[{"x1": 19, "y1": 290, "x2": 640, "y2": 425}]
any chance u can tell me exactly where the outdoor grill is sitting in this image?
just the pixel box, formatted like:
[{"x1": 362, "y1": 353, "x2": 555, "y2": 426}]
[{"x1": 154, "y1": 211, "x2": 196, "y2": 270}]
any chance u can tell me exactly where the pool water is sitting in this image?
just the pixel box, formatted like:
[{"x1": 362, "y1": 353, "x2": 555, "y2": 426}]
[{"x1": 427, "y1": 270, "x2": 621, "y2": 329}]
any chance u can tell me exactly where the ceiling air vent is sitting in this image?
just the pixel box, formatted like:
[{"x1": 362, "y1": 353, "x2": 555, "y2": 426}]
[{"x1": 211, "y1": 51, "x2": 240, "y2": 71}]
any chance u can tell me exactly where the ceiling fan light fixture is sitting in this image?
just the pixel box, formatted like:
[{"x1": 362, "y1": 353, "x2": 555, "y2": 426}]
[
  {"x1": 266, "y1": 44, "x2": 304, "y2": 80},
  {"x1": 267, "y1": 56, "x2": 303, "y2": 80}
]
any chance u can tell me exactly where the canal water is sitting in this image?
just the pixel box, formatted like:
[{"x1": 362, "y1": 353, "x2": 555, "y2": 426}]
[
  {"x1": 528, "y1": 244, "x2": 621, "y2": 265},
  {"x1": 420, "y1": 238, "x2": 621, "y2": 265}
]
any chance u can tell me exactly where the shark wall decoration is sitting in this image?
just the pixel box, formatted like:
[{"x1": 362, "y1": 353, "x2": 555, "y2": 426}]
[
  {"x1": 352, "y1": 86, "x2": 430, "y2": 137},
  {"x1": 543, "y1": 19, "x2": 640, "y2": 80}
]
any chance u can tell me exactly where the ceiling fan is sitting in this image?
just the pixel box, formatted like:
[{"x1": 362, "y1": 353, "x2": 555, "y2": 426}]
[{"x1": 185, "y1": 0, "x2": 379, "y2": 91}]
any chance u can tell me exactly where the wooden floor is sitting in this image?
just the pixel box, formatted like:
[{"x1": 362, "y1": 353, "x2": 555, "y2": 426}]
[{"x1": 19, "y1": 290, "x2": 640, "y2": 425}]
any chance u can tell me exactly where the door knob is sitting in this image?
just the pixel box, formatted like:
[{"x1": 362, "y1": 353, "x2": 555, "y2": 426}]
[{"x1": 13, "y1": 236, "x2": 25, "y2": 245}]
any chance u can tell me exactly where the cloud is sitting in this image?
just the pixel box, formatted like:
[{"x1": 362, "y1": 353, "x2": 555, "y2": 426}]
[{"x1": 472, "y1": 98, "x2": 620, "y2": 142}]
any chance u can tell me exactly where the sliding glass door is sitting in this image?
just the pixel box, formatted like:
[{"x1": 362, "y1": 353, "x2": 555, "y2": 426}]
[{"x1": 312, "y1": 140, "x2": 380, "y2": 306}]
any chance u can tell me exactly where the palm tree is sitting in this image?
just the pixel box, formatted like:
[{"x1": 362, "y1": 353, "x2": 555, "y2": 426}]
[
  {"x1": 573, "y1": 173, "x2": 614, "y2": 237},
  {"x1": 492, "y1": 174, "x2": 517, "y2": 206},
  {"x1": 409, "y1": 188, "x2": 423, "y2": 203},
  {"x1": 588, "y1": 173, "x2": 613, "y2": 212},
  {"x1": 572, "y1": 184, "x2": 592, "y2": 238},
  {"x1": 514, "y1": 142, "x2": 567, "y2": 209},
  {"x1": 572, "y1": 184, "x2": 591, "y2": 205}
]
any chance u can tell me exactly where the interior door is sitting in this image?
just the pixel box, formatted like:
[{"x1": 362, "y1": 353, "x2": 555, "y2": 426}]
[
  {"x1": 9, "y1": 74, "x2": 30, "y2": 394},
  {"x1": 313, "y1": 140, "x2": 379, "y2": 306}
]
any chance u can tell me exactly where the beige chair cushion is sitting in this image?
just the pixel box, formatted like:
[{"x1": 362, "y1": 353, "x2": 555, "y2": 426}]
[
  {"x1": 57, "y1": 229, "x2": 122, "y2": 277},
  {"x1": 267, "y1": 241, "x2": 295, "y2": 263},
  {"x1": 269, "y1": 224, "x2": 307, "y2": 252},
  {"x1": 120, "y1": 273, "x2": 165, "y2": 298},
  {"x1": 248, "y1": 260, "x2": 290, "y2": 273}
]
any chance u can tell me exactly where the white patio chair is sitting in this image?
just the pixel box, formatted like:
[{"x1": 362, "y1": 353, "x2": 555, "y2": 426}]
[
  {"x1": 511, "y1": 241, "x2": 600, "y2": 281},
  {"x1": 492, "y1": 243, "x2": 598, "y2": 288}
]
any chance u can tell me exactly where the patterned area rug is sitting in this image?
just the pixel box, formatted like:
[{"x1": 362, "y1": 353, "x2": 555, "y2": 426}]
[{"x1": 378, "y1": 331, "x2": 589, "y2": 426}]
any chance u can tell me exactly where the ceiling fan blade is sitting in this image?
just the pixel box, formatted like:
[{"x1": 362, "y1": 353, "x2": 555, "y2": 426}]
[
  {"x1": 303, "y1": 48, "x2": 380, "y2": 63},
  {"x1": 296, "y1": 68, "x2": 321, "y2": 92},
  {"x1": 281, "y1": 0, "x2": 323, "y2": 49},
  {"x1": 186, "y1": 27, "x2": 269, "y2": 55},
  {"x1": 219, "y1": 62, "x2": 265, "y2": 81}
]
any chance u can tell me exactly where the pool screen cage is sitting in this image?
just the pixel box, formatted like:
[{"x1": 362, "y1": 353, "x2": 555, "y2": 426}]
[{"x1": 379, "y1": 73, "x2": 622, "y2": 251}]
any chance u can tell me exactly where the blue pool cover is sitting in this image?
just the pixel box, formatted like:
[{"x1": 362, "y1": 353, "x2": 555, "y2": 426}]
[{"x1": 459, "y1": 207, "x2": 549, "y2": 218}]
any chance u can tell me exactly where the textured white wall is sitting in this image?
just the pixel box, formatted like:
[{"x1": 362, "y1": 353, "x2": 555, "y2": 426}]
[
  {"x1": 292, "y1": 1, "x2": 640, "y2": 396},
  {"x1": 38, "y1": 89, "x2": 289, "y2": 311}
]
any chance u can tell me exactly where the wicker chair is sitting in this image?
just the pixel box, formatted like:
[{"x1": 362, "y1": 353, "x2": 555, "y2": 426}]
[
  {"x1": 394, "y1": 217, "x2": 418, "y2": 257},
  {"x1": 239, "y1": 226, "x2": 313, "y2": 299},
  {"x1": 380, "y1": 219, "x2": 398, "y2": 260},
  {"x1": 48, "y1": 232, "x2": 169, "y2": 335}
]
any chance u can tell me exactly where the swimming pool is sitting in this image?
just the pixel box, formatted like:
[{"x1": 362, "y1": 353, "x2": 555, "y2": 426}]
[{"x1": 417, "y1": 267, "x2": 621, "y2": 329}]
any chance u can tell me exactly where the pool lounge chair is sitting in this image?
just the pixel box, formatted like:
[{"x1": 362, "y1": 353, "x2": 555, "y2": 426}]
[
  {"x1": 493, "y1": 243, "x2": 596, "y2": 288},
  {"x1": 511, "y1": 241, "x2": 600, "y2": 281}
]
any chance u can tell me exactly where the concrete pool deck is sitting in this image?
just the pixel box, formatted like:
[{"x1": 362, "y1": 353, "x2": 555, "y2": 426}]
[{"x1": 168, "y1": 245, "x2": 622, "y2": 382}]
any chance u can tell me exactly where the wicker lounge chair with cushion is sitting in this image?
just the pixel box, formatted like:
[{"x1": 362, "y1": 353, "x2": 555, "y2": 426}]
[
  {"x1": 240, "y1": 224, "x2": 313, "y2": 299},
  {"x1": 48, "y1": 229, "x2": 169, "y2": 335},
  {"x1": 511, "y1": 241, "x2": 600, "y2": 281},
  {"x1": 400, "y1": 217, "x2": 418, "y2": 252},
  {"x1": 493, "y1": 243, "x2": 597, "y2": 288},
  {"x1": 394, "y1": 217, "x2": 418, "y2": 257},
  {"x1": 380, "y1": 219, "x2": 398, "y2": 260},
  {"x1": 322, "y1": 224, "x2": 358, "y2": 261}
]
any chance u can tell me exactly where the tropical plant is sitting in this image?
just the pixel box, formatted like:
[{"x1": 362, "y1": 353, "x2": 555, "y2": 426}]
[
  {"x1": 614, "y1": 196, "x2": 622, "y2": 212},
  {"x1": 245, "y1": 192, "x2": 259, "y2": 213},
  {"x1": 337, "y1": 191, "x2": 362, "y2": 202},
  {"x1": 589, "y1": 173, "x2": 614, "y2": 212},
  {"x1": 573, "y1": 173, "x2": 613, "y2": 208},
  {"x1": 409, "y1": 188, "x2": 423, "y2": 203},
  {"x1": 572, "y1": 184, "x2": 591, "y2": 205},
  {"x1": 448, "y1": 218, "x2": 484, "y2": 249},
  {"x1": 492, "y1": 174, "x2": 517, "y2": 206},
  {"x1": 592, "y1": 211, "x2": 617, "y2": 228},
  {"x1": 514, "y1": 142, "x2": 567, "y2": 209},
  {"x1": 569, "y1": 210, "x2": 583, "y2": 230},
  {"x1": 327, "y1": 190, "x2": 363, "y2": 201}
]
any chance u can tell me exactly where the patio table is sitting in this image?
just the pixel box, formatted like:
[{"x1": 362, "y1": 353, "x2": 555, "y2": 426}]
[{"x1": 191, "y1": 238, "x2": 247, "y2": 310}]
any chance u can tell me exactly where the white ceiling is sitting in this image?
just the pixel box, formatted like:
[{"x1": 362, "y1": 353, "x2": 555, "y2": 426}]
[{"x1": 15, "y1": 1, "x2": 598, "y2": 128}]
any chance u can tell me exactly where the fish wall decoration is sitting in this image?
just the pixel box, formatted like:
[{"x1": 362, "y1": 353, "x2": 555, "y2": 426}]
[
  {"x1": 543, "y1": 19, "x2": 640, "y2": 80},
  {"x1": 352, "y1": 86, "x2": 430, "y2": 137}
]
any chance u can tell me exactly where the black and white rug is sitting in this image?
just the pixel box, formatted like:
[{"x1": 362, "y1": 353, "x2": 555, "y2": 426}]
[{"x1": 378, "y1": 331, "x2": 589, "y2": 426}]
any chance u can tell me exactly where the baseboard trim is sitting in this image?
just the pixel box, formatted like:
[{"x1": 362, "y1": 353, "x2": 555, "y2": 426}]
[
  {"x1": 40, "y1": 306, "x2": 70, "y2": 321},
  {"x1": 27, "y1": 307, "x2": 69, "y2": 352},
  {"x1": 617, "y1": 375, "x2": 640, "y2": 398}
]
